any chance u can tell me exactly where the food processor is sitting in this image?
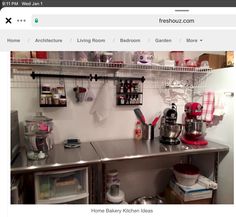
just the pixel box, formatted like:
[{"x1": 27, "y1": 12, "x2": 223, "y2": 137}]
[
  {"x1": 181, "y1": 102, "x2": 208, "y2": 146},
  {"x1": 159, "y1": 103, "x2": 182, "y2": 145}
]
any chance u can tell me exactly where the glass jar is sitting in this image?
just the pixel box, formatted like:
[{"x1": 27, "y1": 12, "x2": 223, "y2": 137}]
[
  {"x1": 59, "y1": 96, "x2": 67, "y2": 105},
  {"x1": 24, "y1": 112, "x2": 54, "y2": 160},
  {"x1": 53, "y1": 94, "x2": 60, "y2": 105}
]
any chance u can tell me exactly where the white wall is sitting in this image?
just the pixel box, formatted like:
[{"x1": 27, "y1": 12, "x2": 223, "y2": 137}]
[{"x1": 193, "y1": 67, "x2": 235, "y2": 204}]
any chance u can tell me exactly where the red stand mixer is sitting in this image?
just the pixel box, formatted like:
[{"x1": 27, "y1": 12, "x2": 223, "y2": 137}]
[{"x1": 181, "y1": 102, "x2": 208, "y2": 146}]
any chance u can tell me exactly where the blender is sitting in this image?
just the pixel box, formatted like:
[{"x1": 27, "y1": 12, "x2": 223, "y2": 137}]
[
  {"x1": 159, "y1": 103, "x2": 182, "y2": 145},
  {"x1": 181, "y1": 102, "x2": 208, "y2": 146}
]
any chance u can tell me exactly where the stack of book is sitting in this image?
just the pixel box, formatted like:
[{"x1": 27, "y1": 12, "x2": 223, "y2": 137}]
[{"x1": 169, "y1": 178, "x2": 214, "y2": 202}]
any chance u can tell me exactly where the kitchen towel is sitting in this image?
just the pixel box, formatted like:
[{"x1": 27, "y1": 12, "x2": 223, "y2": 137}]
[
  {"x1": 213, "y1": 92, "x2": 226, "y2": 116},
  {"x1": 202, "y1": 91, "x2": 215, "y2": 122},
  {"x1": 90, "y1": 82, "x2": 113, "y2": 122}
]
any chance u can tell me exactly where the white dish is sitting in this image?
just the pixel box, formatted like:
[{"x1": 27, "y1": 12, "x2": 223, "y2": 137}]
[{"x1": 174, "y1": 170, "x2": 199, "y2": 186}]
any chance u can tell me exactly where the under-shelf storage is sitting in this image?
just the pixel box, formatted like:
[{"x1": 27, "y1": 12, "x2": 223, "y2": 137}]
[{"x1": 34, "y1": 167, "x2": 89, "y2": 204}]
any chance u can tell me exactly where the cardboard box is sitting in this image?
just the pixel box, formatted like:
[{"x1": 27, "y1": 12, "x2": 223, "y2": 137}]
[
  {"x1": 226, "y1": 51, "x2": 234, "y2": 67},
  {"x1": 198, "y1": 53, "x2": 226, "y2": 69}
]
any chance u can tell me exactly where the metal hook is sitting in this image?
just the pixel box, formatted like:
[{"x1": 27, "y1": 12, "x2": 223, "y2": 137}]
[
  {"x1": 224, "y1": 92, "x2": 234, "y2": 97},
  {"x1": 94, "y1": 74, "x2": 98, "y2": 81},
  {"x1": 89, "y1": 74, "x2": 93, "y2": 81}
]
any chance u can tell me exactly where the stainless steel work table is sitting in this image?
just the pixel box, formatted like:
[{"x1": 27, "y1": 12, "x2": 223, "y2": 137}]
[
  {"x1": 91, "y1": 138, "x2": 229, "y2": 162},
  {"x1": 11, "y1": 142, "x2": 100, "y2": 174},
  {"x1": 92, "y1": 138, "x2": 229, "y2": 203},
  {"x1": 11, "y1": 138, "x2": 229, "y2": 204}
]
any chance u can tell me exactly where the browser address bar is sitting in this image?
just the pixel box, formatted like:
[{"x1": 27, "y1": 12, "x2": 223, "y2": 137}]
[{"x1": 32, "y1": 14, "x2": 236, "y2": 27}]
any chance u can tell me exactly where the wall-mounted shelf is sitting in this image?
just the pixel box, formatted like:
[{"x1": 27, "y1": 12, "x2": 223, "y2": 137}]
[
  {"x1": 39, "y1": 78, "x2": 67, "y2": 107},
  {"x1": 11, "y1": 58, "x2": 212, "y2": 74},
  {"x1": 116, "y1": 78, "x2": 143, "y2": 106}
]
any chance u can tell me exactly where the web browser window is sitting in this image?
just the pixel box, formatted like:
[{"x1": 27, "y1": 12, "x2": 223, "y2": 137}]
[{"x1": 0, "y1": 3, "x2": 235, "y2": 217}]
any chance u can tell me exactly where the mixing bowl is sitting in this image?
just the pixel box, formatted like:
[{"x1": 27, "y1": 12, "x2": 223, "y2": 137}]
[
  {"x1": 173, "y1": 163, "x2": 200, "y2": 186},
  {"x1": 185, "y1": 120, "x2": 206, "y2": 138},
  {"x1": 131, "y1": 196, "x2": 165, "y2": 204},
  {"x1": 160, "y1": 123, "x2": 182, "y2": 139}
]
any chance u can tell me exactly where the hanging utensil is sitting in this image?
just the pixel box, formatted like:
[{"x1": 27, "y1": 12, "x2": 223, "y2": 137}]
[
  {"x1": 73, "y1": 86, "x2": 87, "y2": 102},
  {"x1": 85, "y1": 81, "x2": 94, "y2": 102},
  {"x1": 134, "y1": 108, "x2": 146, "y2": 125},
  {"x1": 151, "y1": 112, "x2": 161, "y2": 127}
]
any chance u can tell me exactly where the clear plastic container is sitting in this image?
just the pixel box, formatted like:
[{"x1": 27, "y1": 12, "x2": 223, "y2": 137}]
[
  {"x1": 170, "y1": 51, "x2": 184, "y2": 66},
  {"x1": 133, "y1": 51, "x2": 154, "y2": 64},
  {"x1": 47, "y1": 51, "x2": 61, "y2": 60},
  {"x1": 61, "y1": 52, "x2": 77, "y2": 61},
  {"x1": 100, "y1": 52, "x2": 113, "y2": 63},
  {"x1": 186, "y1": 59, "x2": 197, "y2": 67},
  {"x1": 54, "y1": 177, "x2": 80, "y2": 197},
  {"x1": 75, "y1": 52, "x2": 88, "y2": 62},
  {"x1": 112, "y1": 52, "x2": 132, "y2": 64}
]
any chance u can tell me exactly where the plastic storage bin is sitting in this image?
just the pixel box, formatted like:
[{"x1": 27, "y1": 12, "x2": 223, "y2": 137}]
[{"x1": 35, "y1": 167, "x2": 89, "y2": 204}]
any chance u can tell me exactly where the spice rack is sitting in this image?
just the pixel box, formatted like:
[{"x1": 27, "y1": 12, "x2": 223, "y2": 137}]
[
  {"x1": 116, "y1": 79, "x2": 143, "y2": 106},
  {"x1": 39, "y1": 78, "x2": 67, "y2": 107}
]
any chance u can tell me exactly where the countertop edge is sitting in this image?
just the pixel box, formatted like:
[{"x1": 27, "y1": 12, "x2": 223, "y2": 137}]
[
  {"x1": 99, "y1": 146, "x2": 229, "y2": 163},
  {"x1": 11, "y1": 139, "x2": 230, "y2": 174}
]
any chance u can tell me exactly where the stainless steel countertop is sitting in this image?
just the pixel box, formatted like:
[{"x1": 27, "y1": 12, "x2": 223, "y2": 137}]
[
  {"x1": 91, "y1": 138, "x2": 229, "y2": 162},
  {"x1": 11, "y1": 142, "x2": 100, "y2": 174},
  {"x1": 11, "y1": 138, "x2": 229, "y2": 174}
]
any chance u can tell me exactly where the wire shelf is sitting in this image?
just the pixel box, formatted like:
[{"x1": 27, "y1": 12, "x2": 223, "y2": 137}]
[{"x1": 11, "y1": 58, "x2": 212, "y2": 74}]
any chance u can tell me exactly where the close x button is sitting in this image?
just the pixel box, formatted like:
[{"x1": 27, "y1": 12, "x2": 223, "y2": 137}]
[{"x1": 5, "y1": 17, "x2": 12, "y2": 24}]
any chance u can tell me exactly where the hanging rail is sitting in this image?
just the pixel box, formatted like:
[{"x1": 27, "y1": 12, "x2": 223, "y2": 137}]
[{"x1": 30, "y1": 71, "x2": 145, "y2": 83}]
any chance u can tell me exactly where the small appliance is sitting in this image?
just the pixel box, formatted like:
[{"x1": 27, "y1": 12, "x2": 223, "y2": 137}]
[
  {"x1": 181, "y1": 102, "x2": 208, "y2": 146},
  {"x1": 159, "y1": 103, "x2": 182, "y2": 145},
  {"x1": 11, "y1": 111, "x2": 20, "y2": 163}
]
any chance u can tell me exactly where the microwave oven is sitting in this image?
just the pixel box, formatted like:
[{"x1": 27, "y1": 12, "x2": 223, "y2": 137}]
[{"x1": 11, "y1": 110, "x2": 20, "y2": 163}]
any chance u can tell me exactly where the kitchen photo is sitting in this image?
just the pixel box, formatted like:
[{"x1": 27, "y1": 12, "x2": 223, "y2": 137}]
[{"x1": 10, "y1": 51, "x2": 234, "y2": 204}]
